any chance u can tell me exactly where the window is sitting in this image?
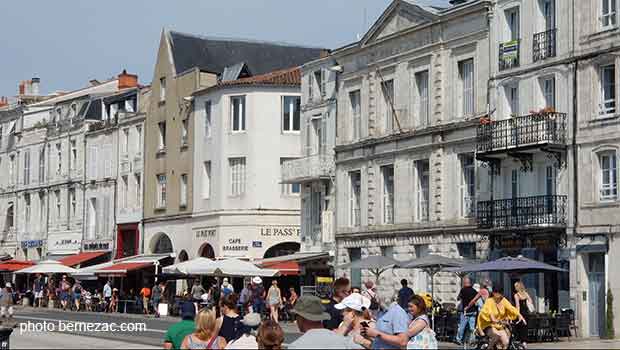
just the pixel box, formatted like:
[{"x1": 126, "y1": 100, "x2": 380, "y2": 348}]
[
  {"x1": 23, "y1": 150, "x2": 30, "y2": 185},
  {"x1": 599, "y1": 152, "x2": 618, "y2": 201},
  {"x1": 121, "y1": 176, "x2": 128, "y2": 209},
  {"x1": 542, "y1": 77, "x2": 556, "y2": 109},
  {"x1": 231, "y1": 96, "x2": 246, "y2": 132},
  {"x1": 88, "y1": 146, "x2": 98, "y2": 179},
  {"x1": 381, "y1": 165, "x2": 395, "y2": 224},
  {"x1": 349, "y1": 171, "x2": 361, "y2": 227},
  {"x1": 156, "y1": 174, "x2": 167, "y2": 208},
  {"x1": 159, "y1": 77, "x2": 166, "y2": 102},
  {"x1": 542, "y1": 0, "x2": 555, "y2": 30},
  {"x1": 461, "y1": 155, "x2": 476, "y2": 218},
  {"x1": 311, "y1": 117, "x2": 327, "y2": 155},
  {"x1": 348, "y1": 248, "x2": 362, "y2": 287},
  {"x1": 282, "y1": 96, "x2": 301, "y2": 132},
  {"x1": 457, "y1": 242, "x2": 476, "y2": 259},
  {"x1": 204, "y1": 101, "x2": 212, "y2": 138},
  {"x1": 180, "y1": 174, "x2": 188, "y2": 207},
  {"x1": 511, "y1": 169, "x2": 520, "y2": 198},
  {"x1": 38, "y1": 147, "x2": 45, "y2": 183},
  {"x1": 280, "y1": 158, "x2": 300, "y2": 195},
  {"x1": 70, "y1": 140, "x2": 77, "y2": 170},
  {"x1": 417, "y1": 160, "x2": 430, "y2": 222},
  {"x1": 381, "y1": 246, "x2": 394, "y2": 258},
  {"x1": 349, "y1": 90, "x2": 361, "y2": 140},
  {"x1": 55, "y1": 190, "x2": 61, "y2": 219},
  {"x1": 600, "y1": 64, "x2": 616, "y2": 116},
  {"x1": 9, "y1": 155, "x2": 15, "y2": 185},
  {"x1": 229, "y1": 158, "x2": 246, "y2": 196},
  {"x1": 459, "y1": 59, "x2": 475, "y2": 116},
  {"x1": 122, "y1": 129, "x2": 129, "y2": 154},
  {"x1": 38, "y1": 192, "x2": 45, "y2": 225},
  {"x1": 69, "y1": 188, "x2": 76, "y2": 220},
  {"x1": 181, "y1": 119, "x2": 188, "y2": 145},
  {"x1": 507, "y1": 85, "x2": 519, "y2": 116},
  {"x1": 381, "y1": 79, "x2": 395, "y2": 132},
  {"x1": 56, "y1": 143, "x2": 62, "y2": 175},
  {"x1": 601, "y1": 0, "x2": 617, "y2": 29},
  {"x1": 203, "y1": 162, "x2": 211, "y2": 199},
  {"x1": 136, "y1": 126, "x2": 142, "y2": 154},
  {"x1": 308, "y1": 75, "x2": 314, "y2": 101},
  {"x1": 158, "y1": 122, "x2": 166, "y2": 150},
  {"x1": 506, "y1": 7, "x2": 520, "y2": 40},
  {"x1": 314, "y1": 70, "x2": 325, "y2": 98},
  {"x1": 6, "y1": 203, "x2": 14, "y2": 230},
  {"x1": 24, "y1": 194, "x2": 31, "y2": 231},
  {"x1": 134, "y1": 173, "x2": 141, "y2": 205},
  {"x1": 87, "y1": 198, "x2": 97, "y2": 239},
  {"x1": 415, "y1": 70, "x2": 430, "y2": 126}
]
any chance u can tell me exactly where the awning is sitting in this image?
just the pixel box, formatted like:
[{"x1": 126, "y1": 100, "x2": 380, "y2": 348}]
[
  {"x1": 0, "y1": 260, "x2": 35, "y2": 272},
  {"x1": 256, "y1": 252, "x2": 330, "y2": 276},
  {"x1": 96, "y1": 262, "x2": 153, "y2": 276},
  {"x1": 260, "y1": 261, "x2": 299, "y2": 276},
  {"x1": 59, "y1": 251, "x2": 107, "y2": 267}
]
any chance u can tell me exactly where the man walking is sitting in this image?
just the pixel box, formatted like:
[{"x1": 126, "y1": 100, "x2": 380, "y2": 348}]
[
  {"x1": 163, "y1": 302, "x2": 196, "y2": 349},
  {"x1": 288, "y1": 295, "x2": 362, "y2": 349},
  {"x1": 323, "y1": 277, "x2": 350, "y2": 330},
  {"x1": 152, "y1": 281, "x2": 164, "y2": 317},
  {"x1": 103, "y1": 280, "x2": 112, "y2": 312},
  {"x1": 0, "y1": 283, "x2": 14, "y2": 319},
  {"x1": 456, "y1": 276, "x2": 479, "y2": 345},
  {"x1": 140, "y1": 284, "x2": 151, "y2": 315},
  {"x1": 33, "y1": 274, "x2": 45, "y2": 308},
  {"x1": 397, "y1": 279, "x2": 414, "y2": 310},
  {"x1": 369, "y1": 300, "x2": 410, "y2": 349}
]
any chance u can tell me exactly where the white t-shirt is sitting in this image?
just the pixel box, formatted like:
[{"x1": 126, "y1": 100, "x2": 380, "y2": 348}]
[
  {"x1": 225, "y1": 334, "x2": 258, "y2": 349},
  {"x1": 288, "y1": 329, "x2": 363, "y2": 350}
]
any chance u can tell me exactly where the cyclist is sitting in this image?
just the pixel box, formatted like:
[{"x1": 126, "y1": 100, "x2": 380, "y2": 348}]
[{"x1": 476, "y1": 287, "x2": 526, "y2": 349}]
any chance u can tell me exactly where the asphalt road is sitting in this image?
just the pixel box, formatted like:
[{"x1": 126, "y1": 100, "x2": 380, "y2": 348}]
[{"x1": 12, "y1": 307, "x2": 302, "y2": 347}]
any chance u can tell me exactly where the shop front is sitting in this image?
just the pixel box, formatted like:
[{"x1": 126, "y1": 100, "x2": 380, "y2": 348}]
[{"x1": 116, "y1": 223, "x2": 140, "y2": 259}]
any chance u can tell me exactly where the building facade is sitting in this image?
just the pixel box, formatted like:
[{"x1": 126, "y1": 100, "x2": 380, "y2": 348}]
[
  {"x1": 142, "y1": 29, "x2": 324, "y2": 261},
  {"x1": 329, "y1": 0, "x2": 492, "y2": 303}
]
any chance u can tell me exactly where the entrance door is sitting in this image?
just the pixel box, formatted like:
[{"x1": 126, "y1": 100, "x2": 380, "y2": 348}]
[{"x1": 588, "y1": 253, "x2": 606, "y2": 337}]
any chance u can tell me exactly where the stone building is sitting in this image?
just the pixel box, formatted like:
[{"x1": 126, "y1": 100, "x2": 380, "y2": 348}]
[{"x1": 328, "y1": 0, "x2": 492, "y2": 303}]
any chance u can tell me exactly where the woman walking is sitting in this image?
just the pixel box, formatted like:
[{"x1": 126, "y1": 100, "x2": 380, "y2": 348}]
[
  {"x1": 266, "y1": 280, "x2": 282, "y2": 323},
  {"x1": 217, "y1": 293, "x2": 243, "y2": 343},
  {"x1": 513, "y1": 281, "x2": 534, "y2": 345},
  {"x1": 181, "y1": 309, "x2": 227, "y2": 349}
]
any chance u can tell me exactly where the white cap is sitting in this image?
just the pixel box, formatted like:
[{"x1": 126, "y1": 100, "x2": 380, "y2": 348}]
[
  {"x1": 335, "y1": 293, "x2": 371, "y2": 312},
  {"x1": 223, "y1": 278, "x2": 229, "y2": 283},
  {"x1": 5, "y1": 283, "x2": 10, "y2": 288},
  {"x1": 252, "y1": 276, "x2": 262, "y2": 284}
]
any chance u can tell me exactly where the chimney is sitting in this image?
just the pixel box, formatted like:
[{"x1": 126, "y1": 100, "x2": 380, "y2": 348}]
[
  {"x1": 31, "y1": 77, "x2": 40, "y2": 96},
  {"x1": 117, "y1": 70, "x2": 138, "y2": 89},
  {"x1": 0, "y1": 97, "x2": 7, "y2": 108},
  {"x1": 18, "y1": 81, "x2": 25, "y2": 95}
]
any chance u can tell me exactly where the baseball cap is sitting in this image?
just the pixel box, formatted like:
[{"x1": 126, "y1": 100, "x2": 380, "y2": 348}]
[
  {"x1": 335, "y1": 293, "x2": 371, "y2": 312},
  {"x1": 252, "y1": 276, "x2": 262, "y2": 284},
  {"x1": 241, "y1": 313, "x2": 261, "y2": 328},
  {"x1": 181, "y1": 301, "x2": 196, "y2": 320},
  {"x1": 291, "y1": 295, "x2": 330, "y2": 322},
  {"x1": 5, "y1": 283, "x2": 11, "y2": 288}
]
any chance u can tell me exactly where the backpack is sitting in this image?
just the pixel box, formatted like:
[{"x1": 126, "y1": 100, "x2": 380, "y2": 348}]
[{"x1": 365, "y1": 290, "x2": 380, "y2": 310}]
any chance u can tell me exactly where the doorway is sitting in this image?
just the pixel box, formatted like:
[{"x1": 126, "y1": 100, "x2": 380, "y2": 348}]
[{"x1": 588, "y1": 253, "x2": 606, "y2": 337}]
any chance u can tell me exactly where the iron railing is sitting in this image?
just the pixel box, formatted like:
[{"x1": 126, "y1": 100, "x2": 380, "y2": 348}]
[
  {"x1": 499, "y1": 40, "x2": 520, "y2": 71},
  {"x1": 477, "y1": 195, "x2": 567, "y2": 229},
  {"x1": 281, "y1": 154, "x2": 334, "y2": 183},
  {"x1": 477, "y1": 112, "x2": 567, "y2": 153},
  {"x1": 533, "y1": 28, "x2": 557, "y2": 62}
]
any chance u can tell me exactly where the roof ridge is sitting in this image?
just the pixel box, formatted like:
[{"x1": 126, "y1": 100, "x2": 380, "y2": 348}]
[{"x1": 168, "y1": 29, "x2": 325, "y2": 50}]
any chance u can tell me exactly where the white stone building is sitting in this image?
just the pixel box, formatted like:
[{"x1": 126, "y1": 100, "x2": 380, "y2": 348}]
[
  {"x1": 325, "y1": 0, "x2": 491, "y2": 302},
  {"x1": 148, "y1": 66, "x2": 303, "y2": 262}
]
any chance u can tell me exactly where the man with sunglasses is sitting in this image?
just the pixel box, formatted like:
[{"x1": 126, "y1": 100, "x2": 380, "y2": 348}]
[{"x1": 323, "y1": 277, "x2": 351, "y2": 330}]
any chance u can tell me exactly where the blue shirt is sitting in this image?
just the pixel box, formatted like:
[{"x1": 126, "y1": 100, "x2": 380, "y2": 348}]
[
  {"x1": 398, "y1": 287, "x2": 414, "y2": 309},
  {"x1": 372, "y1": 303, "x2": 411, "y2": 349}
]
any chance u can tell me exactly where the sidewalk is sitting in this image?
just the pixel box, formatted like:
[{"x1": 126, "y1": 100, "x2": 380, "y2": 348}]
[
  {"x1": 11, "y1": 331, "x2": 157, "y2": 349},
  {"x1": 16, "y1": 305, "x2": 179, "y2": 322}
]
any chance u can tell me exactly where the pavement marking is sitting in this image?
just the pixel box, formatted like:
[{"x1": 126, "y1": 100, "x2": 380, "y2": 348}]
[{"x1": 12, "y1": 315, "x2": 167, "y2": 334}]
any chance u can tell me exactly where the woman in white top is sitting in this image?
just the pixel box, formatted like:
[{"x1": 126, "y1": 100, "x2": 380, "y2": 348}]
[{"x1": 266, "y1": 280, "x2": 282, "y2": 323}]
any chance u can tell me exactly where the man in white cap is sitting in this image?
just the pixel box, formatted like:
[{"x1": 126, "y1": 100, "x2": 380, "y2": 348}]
[
  {"x1": 0, "y1": 283, "x2": 14, "y2": 319},
  {"x1": 250, "y1": 277, "x2": 265, "y2": 315},
  {"x1": 221, "y1": 277, "x2": 234, "y2": 297}
]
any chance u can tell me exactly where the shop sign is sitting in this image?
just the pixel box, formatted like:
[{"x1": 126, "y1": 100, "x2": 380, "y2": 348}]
[
  {"x1": 222, "y1": 238, "x2": 249, "y2": 252},
  {"x1": 21, "y1": 240, "x2": 44, "y2": 249},
  {"x1": 51, "y1": 239, "x2": 80, "y2": 251},
  {"x1": 252, "y1": 241, "x2": 262, "y2": 248},
  {"x1": 195, "y1": 228, "x2": 216, "y2": 239},
  {"x1": 260, "y1": 227, "x2": 300, "y2": 237},
  {"x1": 83, "y1": 241, "x2": 111, "y2": 251}
]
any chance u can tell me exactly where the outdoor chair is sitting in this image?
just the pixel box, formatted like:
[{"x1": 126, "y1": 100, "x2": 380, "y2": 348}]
[
  {"x1": 526, "y1": 316, "x2": 540, "y2": 342},
  {"x1": 556, "y1": 313, "x2": 571, "y2": 339}
]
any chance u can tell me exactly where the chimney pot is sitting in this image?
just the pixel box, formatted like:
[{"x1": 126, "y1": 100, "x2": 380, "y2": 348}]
[
  {"x1": 31, "y1": 77, "x2": 40, "y2": 96},
  {"x1": 117, "y1": 70, "x2": 138, "y2": 90},
  {"x1": 19, "y1": 81, "x2": 25, "y2": 95}
]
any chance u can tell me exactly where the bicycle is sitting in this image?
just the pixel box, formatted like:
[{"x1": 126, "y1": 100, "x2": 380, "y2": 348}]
[{"x1": 475, "y1": 322, "x2": 525, "y2": 350}]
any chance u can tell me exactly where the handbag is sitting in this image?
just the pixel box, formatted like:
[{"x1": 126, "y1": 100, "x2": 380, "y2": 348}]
[{"x1": 406, "y1": 316, "x2": 438, "y2": 349}]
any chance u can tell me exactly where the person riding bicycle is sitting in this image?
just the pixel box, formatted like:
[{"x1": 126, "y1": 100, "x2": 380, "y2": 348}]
[{"x1": 476, "y1": 287, "x2": 526, "y2": 350}]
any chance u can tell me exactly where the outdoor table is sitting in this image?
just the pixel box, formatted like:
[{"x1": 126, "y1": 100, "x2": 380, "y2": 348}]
[{"x1": 118, "y1": 299, "x2": 138, "y2": 314}]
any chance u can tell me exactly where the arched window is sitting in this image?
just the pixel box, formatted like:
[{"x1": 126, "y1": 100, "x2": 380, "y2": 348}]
[{"x1": 152, "y1": 233, "x2": 173, "y2": 254}]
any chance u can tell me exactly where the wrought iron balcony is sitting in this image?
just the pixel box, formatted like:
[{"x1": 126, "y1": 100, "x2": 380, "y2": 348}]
[
  {"x1": 281, "y1": 154, "x2": 334, "y2": 183},
  {"x1": 533, "y1": 29, "x2": 557, "y2": 62},
  {"x1": 477, "y1": 195, "x2": 567, "y2": 229},
  {"x1": 499, "y1": 40, "x2": 520, "y2": 71},
  {"x1": 477, "y1": 112, "x2": 567, "y2": 154}
]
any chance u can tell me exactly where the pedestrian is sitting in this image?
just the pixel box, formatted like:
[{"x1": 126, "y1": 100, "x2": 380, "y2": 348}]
[
  {"x1": 0, "y1": 283, "x2": 14, "y2": 319},
  {"x1": 140, "y1": 284, "x2": 152, "y2": 314},
  {"x1": 267, "y1": 280, "x2": 282, "y2": 323},
  {"x1": 225, "y1": 313, "x2": 261, "y2": 349},
  {"x1": 109, "y1": 288, "x2": 119, "y2": 313},
  {"x1": 60, "y1": 275, "x2": 71, "y2": 310},
  {"x1": 468, "y1": 279, "x2": 491, "y2": 312},
  {"x1": 181, "y1": 308, "x2": 227, "y2": 349},
  {"x1": 256, "y1": 319, "x2": 284, "y2": 350},
  {"x1": 364, "y1": 295, "x2": 438, "y2": 349},
  {"x1": 283, "y1": 287, "x2": 298, "y2": 320},
  {"x1": 250, "y1": 277, "x2": 265, "y2": 316},
  {"x1": 217, "y1": 293, "x2": 243, "y2": 343},
  {"x1": 103, "y1": 280, "x2": 112, "y2": 311},
  {"x1": 477, "y1": 287, "x2": 526, "y2": 350},
  {"x1": 334, "y1": 293, "x2": 376, "y2": 349},
  {"x1": 361, "y1": 281, "x2": 380, "y2": 317},
  {"x1": 33, "y1": 274, "x2": 45, "y2": 308},
  {"x1": 73, "y1": 281, "x2": 82, "y2": 311},
  {"x1": 84, "y1": 289, "x2": 93, "y2": 312},
  {"x1": 397, "y1": 279, "x2": 414, "y2": 310},
  {"x1": 164, "y1": 302, "x2": 197, "y2": 350},
  {"x1": 323, "y1": 277, "x2": 351, "y2": 330},
  {"x1": 221, "y1": 278, "x2": 234, "y2": 297},
  {"x1": 239, "y1": 282, "x2": 252, "y2": 314},
  {"x1": 288, "y1": 295, "x2": 362, "y2": 349},
  {"x1": 152, "y1": 281, "x2": 164, "y2": 317},
  {"x1": 363, "y1": 295, "x2": 410, "y2": 349},
  {"x1": 454, "y1": 276, "x2": 479, "y2": 345},
  {"x1": 192, "y1": 279, "x2": 206, "y2": 309},
  {"x1": 513, "y1": 281, "x2": 534, "y2": 346}
]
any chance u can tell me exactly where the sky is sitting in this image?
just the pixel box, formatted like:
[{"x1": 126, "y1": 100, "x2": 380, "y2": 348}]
[{"x1": 0, "y1": 0, "x2": 448, "y2": 97}]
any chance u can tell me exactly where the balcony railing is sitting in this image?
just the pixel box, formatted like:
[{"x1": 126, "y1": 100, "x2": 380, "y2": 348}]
[
  {"x1": 499, "y1": 40, "x2": 520, "y2": 71},
  {"x1": 281, "y1": 154, "x2": 334, "y2": 183},
  {"x1": 477, "y1": 112, "x2": 567, "y2": 153},
  {"x1": 477, "y1": 195, "x2": 567, "y2": 229},
  {"x1": 533, "y1": 28, "x2": 557, "y2": 62}
]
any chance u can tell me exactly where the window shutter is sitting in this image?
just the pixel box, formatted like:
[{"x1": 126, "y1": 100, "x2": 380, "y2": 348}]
[
  {"x1": 103, "y1": 196, "x2": 110, "y2": 238},
  {"x1": 104, "y1": 145, "x2": 112, "y2": 178},
  {"x1": 85, "y1": 199, "x2": 90, "y2": 239},
  {"x1": 305, "y1": 119, "x2": 312, "y2": 156},
  {"x1": 321, "y1": 116, "x2": 328, "y2": 154}
]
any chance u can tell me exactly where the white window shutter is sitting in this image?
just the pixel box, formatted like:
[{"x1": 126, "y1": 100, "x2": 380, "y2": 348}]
[{"x1": 103, "y1": 196, "x2": 110, "y2": 237}]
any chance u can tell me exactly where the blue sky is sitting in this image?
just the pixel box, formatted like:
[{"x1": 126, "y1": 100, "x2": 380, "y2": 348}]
[{"x1": 0, "y1": 0, "x2": 448, "y2": 97}]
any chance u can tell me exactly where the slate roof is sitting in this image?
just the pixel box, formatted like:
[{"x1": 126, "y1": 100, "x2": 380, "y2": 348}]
[{"x1": 167, "y1": 31, "x2": 325, "y2": 76}]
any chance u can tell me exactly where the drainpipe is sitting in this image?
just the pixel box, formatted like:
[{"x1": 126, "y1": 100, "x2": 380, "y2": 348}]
[
  {"x1": 572, "y1": 61, "x2": 578, "y2": 238},
  {"x1": 81, "y1": 133, "x2": 87, "y2": 251},
  {"x1": 113, "y1": 123, "x2": 119, "y2": 259}
]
